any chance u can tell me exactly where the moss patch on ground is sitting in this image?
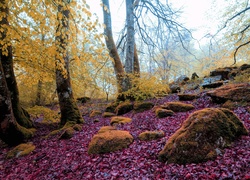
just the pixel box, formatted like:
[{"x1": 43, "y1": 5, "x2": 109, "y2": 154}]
[{"x1": 7, "y1": 143, "x2": 35, "y2": 158}]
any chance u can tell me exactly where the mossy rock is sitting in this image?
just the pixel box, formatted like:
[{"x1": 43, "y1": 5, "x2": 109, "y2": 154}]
[
  {"x1": 105, "y1": 102, "x2": 119, "y2": 113},
  {"x1": 178, "y1": 94, "x2": 199, "y2": 101},
  {"x1": 110, "y1": 116, "x2": 132, "y2": 126},
  {"x1": 88, "y1": 130, "x2": 133, "y2": 154},
  {"x1": 102, "y1": 112, "x2": 116, "y2": 117},
  {"x1": 133, "y1": 101, "x2": 154, "y2": 112},
  {"x1": 207, "y1": 83, "x2": 250, "y2": 103},
  {"x1": 27, "y1": 105, "x2": 60, "y2": 124},
  {"x1": 98, "y1": 126, "x2": 116, "y2": 134},
  {"x1": 7, "y1": 143, "x2": 35, "y2": 158},
  {"x1": 155, "y1": 108, "x2": 174, "y2": 118},
  {"x1": 115, "y1": 101, "x2": 133, "y2": 115},
  {"x1": 139, "y1": 130, "x2": 165, "y2": 141},
  {"x1": 158, "y1": 108, "x2": 248, "y2": 164},
  {"x1": 59, "y1": 127, "x2": 75, "y2": 139},
  {"x1": 162, "y1": 102, "x2": 195, "y2": 112},
  {"x1": 89, "y1": 110, "x2": 102, "y2": 117}
]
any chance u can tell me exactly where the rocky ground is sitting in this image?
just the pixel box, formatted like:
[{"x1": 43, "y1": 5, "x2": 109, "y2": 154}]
[{"x1": 0, "y1": 88, "x2": 249, "y2": 179}]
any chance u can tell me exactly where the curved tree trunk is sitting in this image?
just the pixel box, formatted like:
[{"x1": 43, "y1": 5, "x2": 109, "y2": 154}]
[
  {"x1": 55, "y1": 1, "x2": 83, "y2": 126},
  {"x1": 102, "y1": 0, "x2": 125, "y2": 94},
  {"x1": 0, "y1": 0, "x2": 33, "y2": 128},
  {"x1": 0, "y1": 0, "x2": 33, "y2": 146},
  {"x1": 0, "y1": 60, "x2": 33, "y2": 146}
]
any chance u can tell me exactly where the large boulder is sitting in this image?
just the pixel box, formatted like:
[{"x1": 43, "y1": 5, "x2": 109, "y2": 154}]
[
  {"x1": 115, "y1": 101, "x2": 133, "y2": 115},
  {"x1": 178, "y1": 94, "x2": 199, "y2": 101},
  {"x1": 207, "y1": 83, "x2": 250, "y2": 103},
  {"x1": 158, "y1": 108, "x2": 248, "y2": 164},
  {"x1": 210, "y1": 67, "x2": 232, "y2": 80},
  {"x1": 88, "y1": 129, "x2": 133, "y2": 154}
]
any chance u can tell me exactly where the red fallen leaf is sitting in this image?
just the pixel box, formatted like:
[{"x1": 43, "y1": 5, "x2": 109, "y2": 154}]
[{"x1": 244, "y1": 174, "x2": 250, "y2": 180}]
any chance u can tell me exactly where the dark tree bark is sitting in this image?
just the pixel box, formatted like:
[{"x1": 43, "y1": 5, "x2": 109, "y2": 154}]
[
  {"x1": 0, "y1": 0, "x2": 33, "y2": 146},
  {"x1": 35, "y1": 79, "x2": 43, "y2": 106},
  {"x1": 55, "y1": 1, "x2": 83, "y2": 126},
  {"x1": 102, "y1": 0, "x2": 125, "y2": 93},
  {"x1": 0, "y1": 1, "x2": 33, "y2": 128}
]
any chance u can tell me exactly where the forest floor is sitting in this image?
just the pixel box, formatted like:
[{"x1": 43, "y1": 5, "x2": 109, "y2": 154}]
[{"x1": 0, "y1": 91, "x2": 249, "y2": 179}]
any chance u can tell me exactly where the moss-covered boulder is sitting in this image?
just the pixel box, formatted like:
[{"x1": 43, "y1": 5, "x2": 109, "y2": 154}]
[
  {"x1": 178, "y1": 94, "x2": 199, "y2": 101},
  {"x1": 27, "y1": 106, "x2": 60, "y2": 124},
  {"x1": 155, "y1": 108, "x2": 174, "y2": 118},
  {"x1": 88, "y1": 130, "x2": 133, "y2": 154},
  {"x1": 207, "y1": 83, "x2": 250, "y2": 103},
  {"x1": 162, "y1": 102, "x2": 195, "y2": 112},
  {"x1": 158, "y1": 108, "x2": 248, "y2": 164},
  {"x1": 89, "y1": 110, "x2": 102, "y2": 117},
  {"x1": 133, "y1": 101, "x2": 154, "y2": 112},
  {"x1": 98, "y1": 126, "x2": 116, "y2": 133},
  {"x1": 110, "y1": 116, "x2": 132, "y2": 126},
  {"x1": 102, "y1": 112, "x2": 116, "y2": 118},
  {"x1": 7, "y1": 143, "x2": 35, "y2": 158},
  {"x1": 105, "y1": 102, "x2": 119, "y2": 113},
  {"x1": 115, "y1": 101, "x2": 133, "y2": 115},
  {"x1": 139, "y1": 130, "x2": 165, "y2": 141}
]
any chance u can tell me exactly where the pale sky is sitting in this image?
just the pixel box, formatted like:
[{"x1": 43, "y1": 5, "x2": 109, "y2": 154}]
[{"x1": 87, "y1": 0, "x2": 220, "y2": 40}]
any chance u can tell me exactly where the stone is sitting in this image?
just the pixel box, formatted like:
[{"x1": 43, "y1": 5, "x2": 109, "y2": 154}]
[
  {"x1": 201, "y1": 75, "x2": 223, "y2": 89},
  {"x1": 88, "y1": 130, "x2": 133, "y2": 154},
  {"x1": 89, "y1": 110, "x2": 102, "y2": 117},
  {"x1": 178, "y1": 94, "x2": 199, "y2": 101},
  {"x1": 133, "y1": 101, "x2": 154, "y2": 112},
  {"x1": 210, "y1": 68, "x2": 231, "y2": 80},
  {"x1": 110, "y1": 116, "x2": 132, "y2": 125},
  {"x1": 76, "y1": 97, "x2": 90, "y2": 104},
  {"x1": 207, "y1": 83, "x2": 250, "y2": 103},
  {"x1": 174, "y1": 75, "x2": 190, "y2": 85},
  {"x1": 139, "y1": 130, "x2": 165, "y2": 141},
  {"x1": 169, "y1": 84, "x2": 181, "y2": 93},
  {"x1": 102, "y1": 112, "x2": 116, "y2": 117},
  {"x1": 115, "y1": 101, "x2": 133, "y2": 115},
  {"x1": 155, "y1": 108, "x2": 174, "y2": 118},
  {"x1": 158, "y1": 108, "x2": 248, "y2": 164},
  {"x1": 162, "y1": 102, "x2": 195, "y2": 112}
]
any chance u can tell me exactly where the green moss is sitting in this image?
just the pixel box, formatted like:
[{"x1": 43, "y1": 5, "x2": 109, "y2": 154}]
[
  {"x1": 88, "y1": 130, "x2": 133, "y2": 154},
  {"x1": 73, "y1": 124, "x2": 82, "y2": 131},
  {"x1": 155, "y1": 108, "x2": 174, "y2": 118},
  {"x1": 27, "y1": 106, "x2": 60, "y2": 124},
  {"x1": 163, "y1": 102, "x2": 195, "y2": 112},
  {"x1": 115, "y1": 101, "x2": 133, "y2": 115},
  {"x1": 7, "y1": 143, "x2": 35, "y2": 158},
  {"x1": 158, "y1": 108, "x2": 248, "y2": 164},
  {"x1": 98, "y1": 126, "x2": 116, "y2": 133},
  {"x1": 139, "y1": 130, "x2": 165, "y2": 141},
  {"x1": 110, "y1": 116, "x2": 132, "y2": 125},
  {"x1": 105, "y1": 102, "x2": 119, "y2": 113},
  {"x1": 59, "y1": 127, "x2": 75, "y2": 139},
  {"x1": 133, "y1": 101, "x2": 154, "y2": 112},
  {"x1": 102, "y1": 112, "x2": 116, "y2": 117},
  {"x1": 89, "y1": 110, "x2": 102, "y2": 117}
]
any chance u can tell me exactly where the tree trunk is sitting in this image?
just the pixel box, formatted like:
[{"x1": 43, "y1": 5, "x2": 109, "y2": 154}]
[
  {"x1": 35, "y1": 79, "x2": 43, "y2": 106},
  {"x1": 0, "y1": 61, "x2": 33, "y2": 146},
  {"x1": 102, "y1": 0, "x2": 125, "y2": 93},
  {"x1": 0, "y1": 0, "x2": 33, "y2": 145},
  {"x1": 134, "y1": 43, "x2": 140, "y2": 76},
  {"x1": 55, "y1": 1, "x2": 83, "y2": 126},
  {"x1": 124, "y1": 0, "x2": 135, "y2": 91},
  {"x1": 0, "y1": 0, "x2": 33, "y2": 128}
]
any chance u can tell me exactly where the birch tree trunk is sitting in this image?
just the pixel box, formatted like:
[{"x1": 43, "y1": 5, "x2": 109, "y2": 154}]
[
  {"x1": 55, "y1": 1, "x2": 83, "y2": 126},
  {"x1": 124, "y1": 0, "x2": 135, "y2": 91},
  {"x1": 102, "y1": 0, "x2": 125, "y2": 93}
]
